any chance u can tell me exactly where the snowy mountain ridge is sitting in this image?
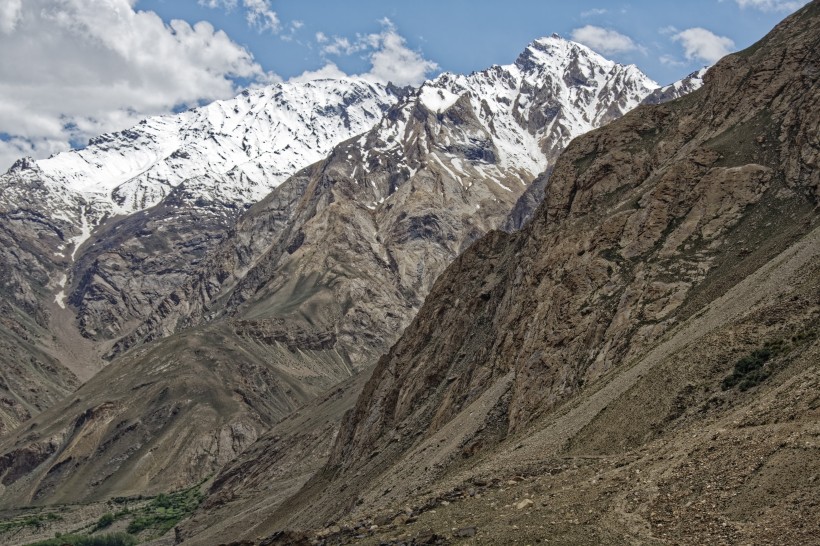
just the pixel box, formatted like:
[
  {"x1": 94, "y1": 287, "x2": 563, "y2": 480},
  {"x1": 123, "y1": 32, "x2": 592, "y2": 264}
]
[
  {"x1": 10, "y1": 78, "x2": 398, "y2": 221},
  {"x1": 408, "y1": 35, "x2": 660, "y2": 182},
  {"x1": 0, "y1": 35, "x2": 702, "y2": 262},
  {"x1": 335, "y1": 34, "x2": 663, "y2": 219}
]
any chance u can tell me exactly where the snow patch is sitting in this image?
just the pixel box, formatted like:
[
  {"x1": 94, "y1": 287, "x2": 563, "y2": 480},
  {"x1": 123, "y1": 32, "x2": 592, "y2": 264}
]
[
  {"x1": 431, "y1": 154, "x2": 461, "y2": 186},
  {"x1": 69, "y1": 210, "x2": 92, "y2": 261},
  {"x1": 419, "y1": 86, "x2": 462, "y2": 113},
  {"x1": 54, "y1": 274, "x2": 68, "y2": 309}
]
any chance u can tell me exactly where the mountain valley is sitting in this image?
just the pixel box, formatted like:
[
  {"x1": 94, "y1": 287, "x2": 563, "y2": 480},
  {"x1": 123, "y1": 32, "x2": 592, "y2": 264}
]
[{"x1": 0, "y1": 3, "x2": 817, "y2": 545}]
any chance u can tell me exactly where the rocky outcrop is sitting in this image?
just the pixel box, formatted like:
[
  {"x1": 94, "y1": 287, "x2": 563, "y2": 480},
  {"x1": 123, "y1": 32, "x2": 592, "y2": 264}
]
[{"x1": 504, "y1": 67, "x2": 708, "y2": 233}]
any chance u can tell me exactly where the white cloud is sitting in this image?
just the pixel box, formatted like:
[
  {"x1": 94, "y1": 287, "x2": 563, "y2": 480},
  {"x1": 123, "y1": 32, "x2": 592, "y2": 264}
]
[
  {"x1": 199, "y1": 0, "x2": 237, "y2": 7},
  {"x1": 570, "y1": 25, "x2": 643, "y2": 55},
  {"x1": 0, "y1": 0, "x2": 22, "y2": 34},
  {"x1": 0, "y1": 137, "x2": 69, "y2": 176},
  {"x1": 0, "y1": 0, "x2": 278, "y2": 170},
  {"x1": 672, "y1": 28, "x2": 735, "y2": 63},
  {"x1": 310, "y1": 19, "x2": 438, "y2": 86},
  {"x1": 242, "y1": 0, "x2": 279, "y2": 32},
  {"x1": 366, "y1": 26, "x2": 439, "y2": 86},
  {"x1": 280, "y1": 19, "x2": 304, "y2": 42},
  {"x1": 321, "y1": 36, "x2": 361, "y2": 56},
  {"x1": 580, "y1": 8, "x2": 608, "y2": 17},
  {"x1": 289, "y1": 63, "x2": 349, "y2": 83},
  {"x1": 199, "y1": 0, "x2": 279, "y2": 33},
  {"x1": 659, "y1": 54, "x2": 685, "y2": 67},
  {"x1": 733, "y1": 0, "x2": 810, "y2": 11}
]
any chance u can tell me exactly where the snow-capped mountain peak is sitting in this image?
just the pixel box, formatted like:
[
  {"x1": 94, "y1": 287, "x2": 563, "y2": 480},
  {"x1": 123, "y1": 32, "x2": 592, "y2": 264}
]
[
  {"x1": 32, "y1": 78, "x2": 399, "y2": 218},
  {"x1": 0, "y1": 34, "x2": 700, "y2": 271},
  {"x1": 407, "y1": 34, "x2": 659, "y2": 183}
]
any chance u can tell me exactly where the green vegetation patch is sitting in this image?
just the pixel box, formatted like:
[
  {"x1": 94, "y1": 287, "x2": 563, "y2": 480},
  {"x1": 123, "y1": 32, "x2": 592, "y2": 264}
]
[
  {"x1": 0, "y1": 513, "x2": 62, "y2": 533},
  {"x1": 93, "y1": 512, "x2": 116, "y2": 532},
  {"x1": 125, "y1": 484, "x2": 204, "y2": 536},
  {"x1": 722, "y1": 340, "x2": 786, "y2": 391},
  {"x1": 25, "y1": 533, "x2": 136, "y2": 546}
]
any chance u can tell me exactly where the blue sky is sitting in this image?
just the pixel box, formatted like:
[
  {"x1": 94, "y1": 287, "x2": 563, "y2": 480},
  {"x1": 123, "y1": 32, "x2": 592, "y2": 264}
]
[
  {"x1": 140, "y1": 0, "x2": 803, "y2": 83},
  {"x1": 0, "y1": 0, "x2": 810, "y2": 170}
]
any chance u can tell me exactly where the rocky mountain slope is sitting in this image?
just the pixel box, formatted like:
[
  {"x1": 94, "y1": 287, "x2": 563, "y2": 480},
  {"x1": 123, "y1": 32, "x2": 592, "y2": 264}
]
[
  {"x1": 111, "y1": 35, "x2": 660, "y2": 361},
  {"x1": 176, "y1": 3, "x2": 819, "y2": 544},
  {"x1": 0, "y1": 79, "x2": 401, "y2": 436},
  {"x1": 0, "y1": 35, "x2": 669, "y2": 510},
  {"x1": 1, "y1": 78, "x2": 401, "y2": 341},
  {"x1": 640, "y1": 66, "x2": 709, "y2": 106}
]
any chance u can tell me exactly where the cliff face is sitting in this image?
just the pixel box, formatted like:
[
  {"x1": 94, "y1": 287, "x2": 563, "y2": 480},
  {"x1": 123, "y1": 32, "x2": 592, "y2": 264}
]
[
  {"x1": 331, "y1": 0, "x2": 818, "y2": 469},
  {"x1": 0, "y1": 162, "x2": 85, "y2": 435},
  {"x1": 243, "y1": 2, "x2": 819, "y2": 538}
]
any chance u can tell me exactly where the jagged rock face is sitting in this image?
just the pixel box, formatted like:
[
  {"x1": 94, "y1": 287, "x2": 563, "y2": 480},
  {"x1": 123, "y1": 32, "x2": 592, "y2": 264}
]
[
  {"x1": 110, "y1": 36, "x2": 659, "y2": 361},
  {"x1": 641, "y1": 67, "x2": 709, "y2": 106},
  {"x1": 0, "y1": 162, "x2": 83, "y2": 435},
  {"x1": 266, "y1": 2, "x2": 819, "y2": 531},
  {"x1": 421, "y1": 35, "x2": 658, "y2": 178},
  {"x1": 67, "y1": 179, "x2": 243, "y2": 341},
  {"x1": 35, "y1": 79, "x2": 399, "y2": 216}
]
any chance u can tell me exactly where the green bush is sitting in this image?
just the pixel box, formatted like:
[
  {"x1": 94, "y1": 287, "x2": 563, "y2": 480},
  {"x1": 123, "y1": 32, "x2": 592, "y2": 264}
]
[
  {"x1": 24, "y1": 532, "x2": 136, "y2": 546},
  {"x1": 0, "y1": 513, "x2": 62, "y2": 532},
  {"x1": 125, "y1": 484, "x2": 204, "y2": 535},
  {"x1": 94, "y1": 512, "x2": 115, "y2": 531},
  {"x1": 722, "y1": 340, "x2": 785, "y2": 391}
]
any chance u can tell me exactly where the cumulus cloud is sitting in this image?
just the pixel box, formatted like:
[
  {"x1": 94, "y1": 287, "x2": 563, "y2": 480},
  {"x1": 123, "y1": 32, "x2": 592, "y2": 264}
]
[
  {"x1": 242, "y1": 0, "x2": 279, "y2": 32},
  {"x1": 672, "y1": 28, "x2": 735, "y2": 63},
  {"x1": 308, "y1": 19, "x2": 438, "y2": 86},
  {"x1": 321, "y1": 36, "x2": 362, "y2": 56},
  {"x1": 733, "y1": 0, "x2": 810, "y2": 11},
  {"x1": 365, "y1": 23, "x2": 439, "y2": 85},
  {"x1": 570, "y1": 25, "x2": 643, "y2": 55},
  {"x1": 0, "y1": 0, "x2": 278, "y2": 170}
]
